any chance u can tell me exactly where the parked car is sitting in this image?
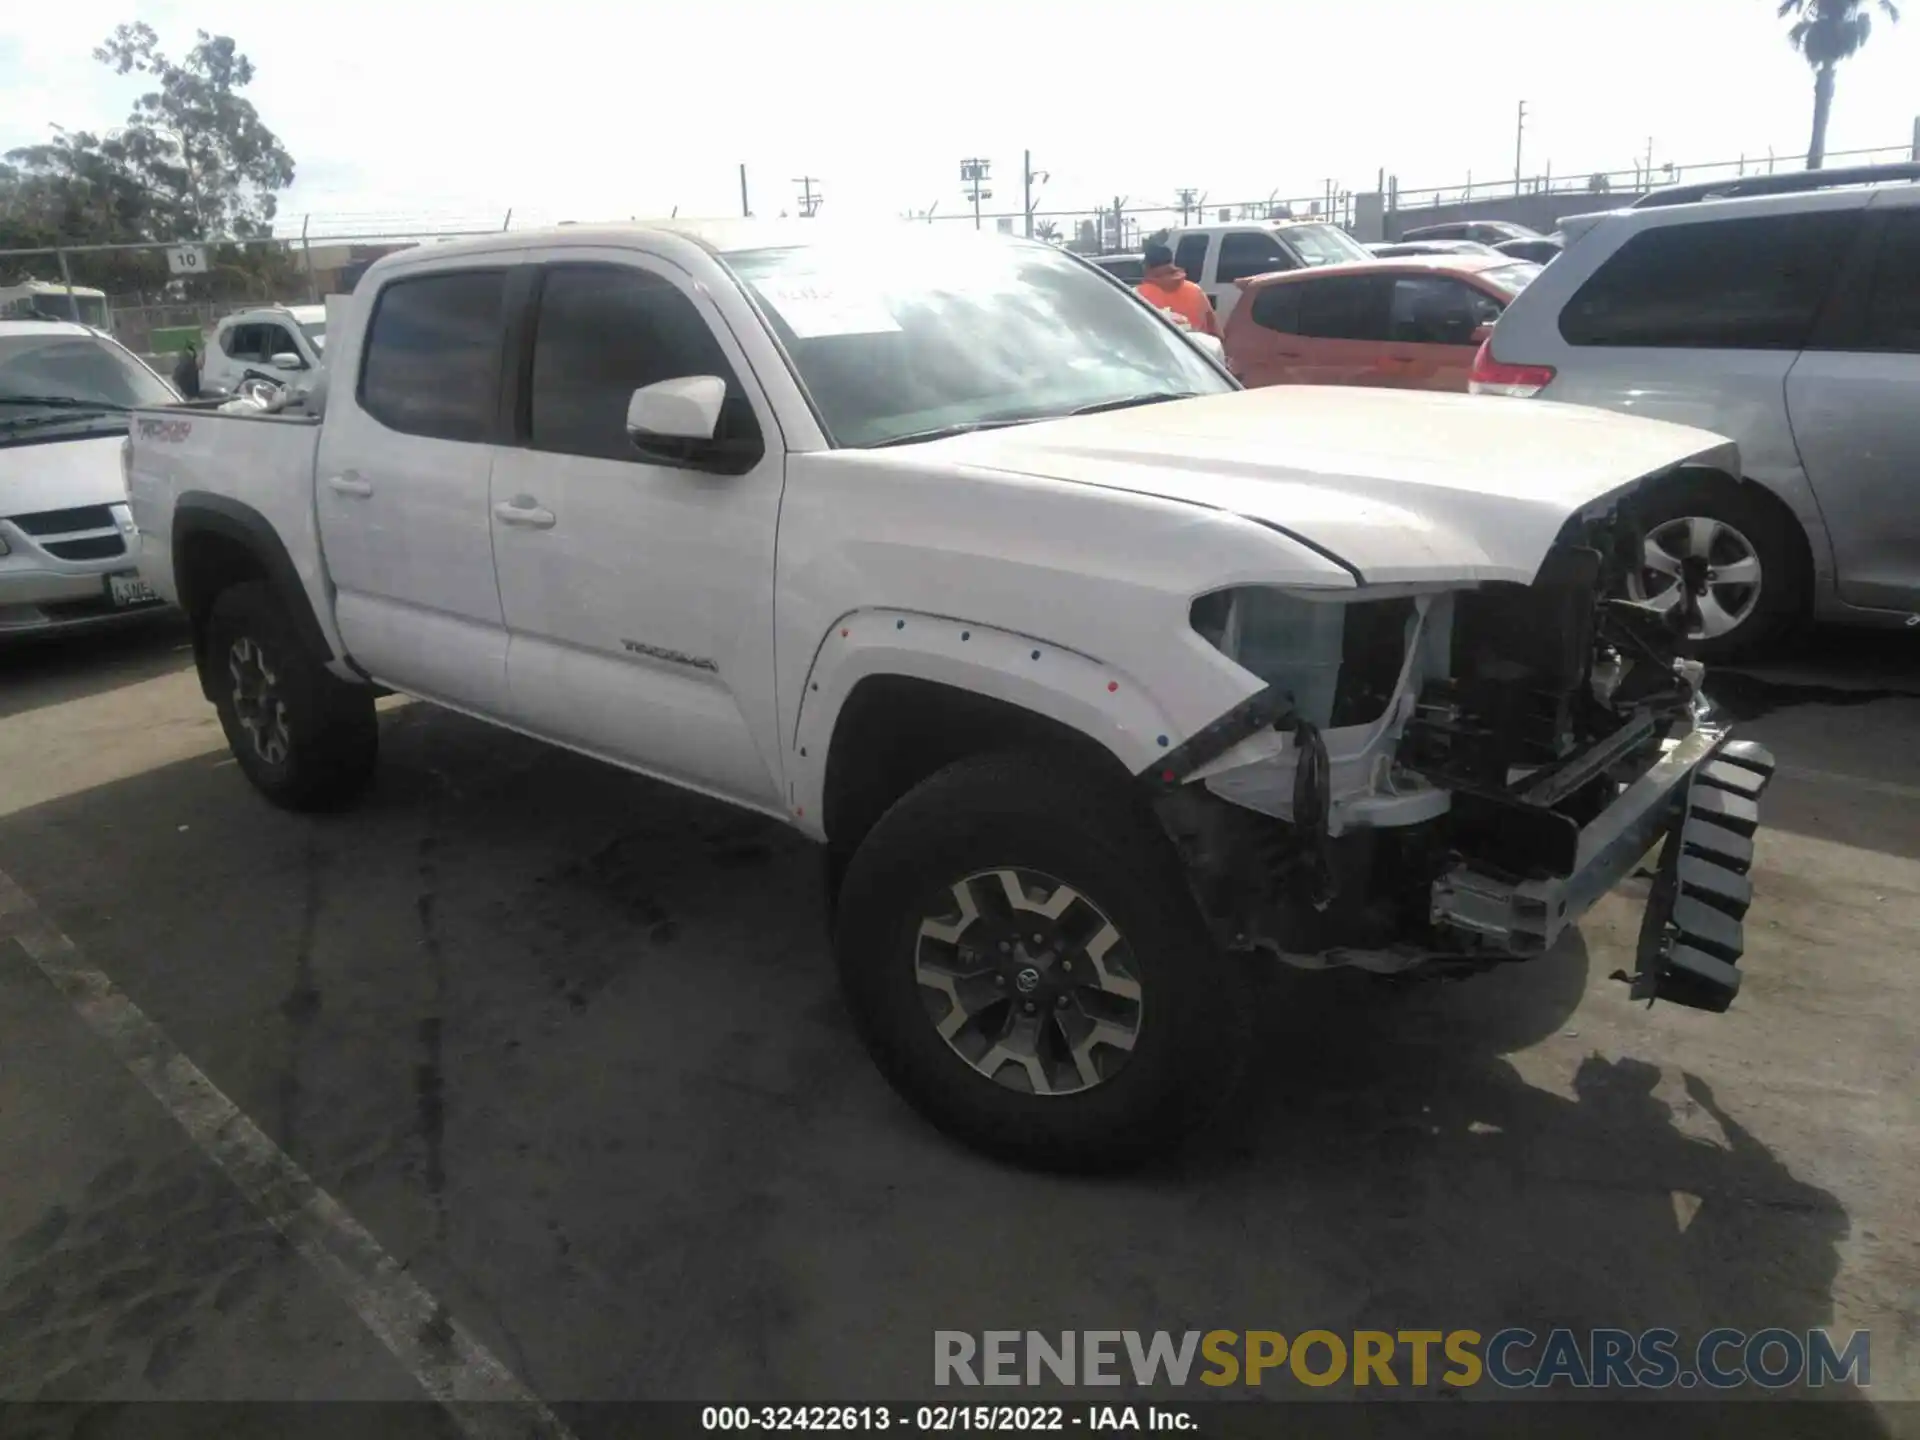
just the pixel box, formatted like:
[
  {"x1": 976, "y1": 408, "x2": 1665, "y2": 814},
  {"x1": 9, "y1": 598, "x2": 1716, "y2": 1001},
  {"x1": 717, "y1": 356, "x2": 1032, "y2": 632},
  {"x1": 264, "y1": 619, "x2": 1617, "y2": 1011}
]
[
  {"x1": 0, "y1": 319, "x2": 175, "y2": 637},
  {"x1": 200, "y1": 304, "x2": 327, "y2": 397},
  {"x1": 1493, "y1": 236, "x2": 1564, "y2": 265},
  {"x1": 1225, "y1": 254, "x2": 1542, "y2": 391},
  {"x1": 128, "y1": 222, "x2": 1775, "y2": 1167},
  {"x1": 1088, "y1": 253, "x2": 1145, "y2": 284},
  {"x1": 1401, "y1": 220, "x2": 1545, "y2": 246},
  {"x1": 1367, "y1": 240, "x2": 1501, "y2": 258},
  {"x1": 1159, "y1": 221, "x2": 1375, "y2": 324},
  {"x1": 1471, "y1": 166, "x2": 1920, "y2": 658}
]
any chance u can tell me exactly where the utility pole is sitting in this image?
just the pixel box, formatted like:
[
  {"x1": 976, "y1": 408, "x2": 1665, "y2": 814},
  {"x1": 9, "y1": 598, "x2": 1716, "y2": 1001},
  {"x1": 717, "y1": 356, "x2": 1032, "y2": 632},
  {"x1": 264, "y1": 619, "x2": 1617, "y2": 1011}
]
[
  {"x1": 1175, "y1": 188, "x2": 1199, "y2": 224},
  {"x1": 1022, "y1": 151, "x2": 1050, "y2": 238},
  {"x1": 1514, "y1": 99, "x2": 1527, "y2": 196},
  {"x1": 792, "y1": 176, "x2": 822, "y2": 217},
  {"x1": 961, "y1": 158, "x2": 992, "y2": 230},
  {"x1": 1645, "y1": 137, "x2": 1654, "y2": 184},
  {"x1": 740, "y1": 163, "x2": 751, "y2": 218}
]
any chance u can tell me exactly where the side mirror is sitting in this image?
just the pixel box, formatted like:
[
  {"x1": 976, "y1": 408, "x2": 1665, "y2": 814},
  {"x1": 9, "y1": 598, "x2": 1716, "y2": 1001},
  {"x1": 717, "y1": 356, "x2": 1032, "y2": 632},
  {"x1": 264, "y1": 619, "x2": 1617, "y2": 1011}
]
[
  {"x1": 627, "y1": 375, "x2": 725, "y2": 442},
  {"x1": 270, "y1": 352, "x2": 305, "y2": 371},
  {"x1": 1469, "y1": 323, "x2": 1495, "y2": 346},
  {"x1": 1189, "y1": 333, "x2": 1226, "y2": 364}
]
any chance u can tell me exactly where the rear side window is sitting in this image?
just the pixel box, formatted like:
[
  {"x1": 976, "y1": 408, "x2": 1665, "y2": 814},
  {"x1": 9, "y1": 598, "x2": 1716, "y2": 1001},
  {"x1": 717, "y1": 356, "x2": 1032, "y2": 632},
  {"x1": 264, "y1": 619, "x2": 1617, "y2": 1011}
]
[
  {"x1": 1559, "y1": 211, "x2": 1859, "y2": 350},
  {"x1": 1173, "y1": 234, "x2": 1210, "y2": 278},
  {"x1": 1859, "y1": 209, "x2": 1920, "y2": 353},
  {"x1": 1217, "y1": 232, "x2": 1294, "y2": 284},
  {"x1": 529, "y1": 263, "x2": 757, "y2": 463},
  {"x1": 1388, "y1": 276, "x2": 1499, "y2": 345},
  {"x1": 1249, "y1": 284, "x2": 1302, "y2": 333},
  {"x1": 359, "y1": 269, "x2": 508, "y2": 441},
  {"x1": 1296, "y1": 276, "x2": 1390, "y2": 341}
]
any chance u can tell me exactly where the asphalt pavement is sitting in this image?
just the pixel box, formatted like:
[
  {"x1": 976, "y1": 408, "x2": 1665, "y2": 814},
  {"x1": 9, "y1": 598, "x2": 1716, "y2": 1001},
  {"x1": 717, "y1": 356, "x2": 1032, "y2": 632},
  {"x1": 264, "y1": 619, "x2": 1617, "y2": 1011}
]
[{"x1": 0, "y1": 614, "x2": 1915, "y2": 1438}]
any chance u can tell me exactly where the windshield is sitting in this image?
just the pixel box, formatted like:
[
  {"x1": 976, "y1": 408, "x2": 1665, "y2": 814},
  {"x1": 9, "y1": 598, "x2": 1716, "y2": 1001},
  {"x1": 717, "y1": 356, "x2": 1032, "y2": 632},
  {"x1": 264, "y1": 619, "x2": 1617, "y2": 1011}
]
[
  {"x1": 1283, "y1": 224, "x2": 1373, "y2": 267},
  {"x1": 1478, "y1": 262, "x2": 1544, "y2": 297},
  {"x1": 300, "y1": 321, "x2": 327, "y2": 351},
  {"x1": 0, "y1": 333, "x2": 175, "y2": 416},
  {"x1": 728, "y1": 238, "x2": 1232, "y2": 448}
]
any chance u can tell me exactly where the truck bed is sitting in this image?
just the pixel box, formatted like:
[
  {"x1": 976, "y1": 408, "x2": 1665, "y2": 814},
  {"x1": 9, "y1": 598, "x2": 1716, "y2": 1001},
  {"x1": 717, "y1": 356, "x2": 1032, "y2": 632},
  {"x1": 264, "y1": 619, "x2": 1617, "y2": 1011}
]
[{"x1": 125, "y1": 402, "x2": 345, "y2": 670}]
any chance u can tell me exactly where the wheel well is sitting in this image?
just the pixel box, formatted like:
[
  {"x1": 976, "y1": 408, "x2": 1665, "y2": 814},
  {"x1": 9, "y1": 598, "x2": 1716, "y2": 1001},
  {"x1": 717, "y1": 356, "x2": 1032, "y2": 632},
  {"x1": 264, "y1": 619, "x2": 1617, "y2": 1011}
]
[
  {"x1": 821, "y1": 674, "x2": 1132, "y2": 866},
  {"x1": 1740, "y1": 474, "x2": 1815, "y2": 614},
  {"x1": 174, "y1": 529, "x2": 268, "y2": 697}
]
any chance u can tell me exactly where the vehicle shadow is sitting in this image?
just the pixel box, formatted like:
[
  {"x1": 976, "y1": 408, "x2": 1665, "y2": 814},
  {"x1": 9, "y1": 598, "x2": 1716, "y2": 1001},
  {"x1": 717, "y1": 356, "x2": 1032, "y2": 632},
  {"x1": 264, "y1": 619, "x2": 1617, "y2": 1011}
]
[
  {"x1": 0, "y1": 709, "x2": 1886, "y2": 1428},
  {"x1": 0, "y1": 615, "x2": 193, "y2": 723},
  {"x1": 1124, "y1": 941, "x2": 1881, "y2": 1431}
]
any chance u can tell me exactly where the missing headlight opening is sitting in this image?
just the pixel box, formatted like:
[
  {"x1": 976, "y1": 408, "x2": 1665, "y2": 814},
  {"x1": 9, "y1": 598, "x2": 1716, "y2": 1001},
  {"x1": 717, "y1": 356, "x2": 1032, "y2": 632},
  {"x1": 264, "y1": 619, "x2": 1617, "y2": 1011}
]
[{"x1": 1168, "y1": 495, "x2": 1748, "y2": 1005}]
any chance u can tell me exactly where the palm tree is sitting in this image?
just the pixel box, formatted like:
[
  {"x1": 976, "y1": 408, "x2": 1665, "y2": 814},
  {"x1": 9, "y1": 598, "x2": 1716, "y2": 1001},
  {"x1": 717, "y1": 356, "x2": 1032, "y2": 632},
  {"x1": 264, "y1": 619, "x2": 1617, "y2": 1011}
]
[
  {"x1": 1777, "y1": 0, "x2": 1900, "y2": 168},
  {"x1": 1032, "y1": 219, "x2": 1060, "y2": 243}
]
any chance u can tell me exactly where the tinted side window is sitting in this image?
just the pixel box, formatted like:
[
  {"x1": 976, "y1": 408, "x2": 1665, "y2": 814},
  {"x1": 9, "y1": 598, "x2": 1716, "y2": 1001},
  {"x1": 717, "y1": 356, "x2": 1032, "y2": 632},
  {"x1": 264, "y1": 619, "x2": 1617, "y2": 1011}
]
[
  {"x1": 1560, "y1": 211, "x2": 1859, "y2": 350},
  {"x1": 1859, "y1": 209, "x2": 1920, "y2": 354},
  {"x1": 360, "y1": 270, "x2": 507, "y2": 442},
  {"x1": 220, "y1": 325, "x2": 257, "y2": 360},
  {"x1": 529, "y1": 264, "x2": 758, "y2": 464},
  {"x1": 1296, "y1": 276, "x2": 1390, "y2": 341},
  {"x1": 1249, "y1": 284, "x2": 1302, "y2": 333},
  {"x1": 1173, "y1": 234, "x2": 1210, "y2": 278},
  {"x1": 1389, "y1": 276, "x2": 1500, "y2": 344},
  {"x1": 1217, "y1": 232, "x2": 1293, "y2": 284},
  {"x1": 261, "y1": 324, "x2": 298, "y2": 360}
]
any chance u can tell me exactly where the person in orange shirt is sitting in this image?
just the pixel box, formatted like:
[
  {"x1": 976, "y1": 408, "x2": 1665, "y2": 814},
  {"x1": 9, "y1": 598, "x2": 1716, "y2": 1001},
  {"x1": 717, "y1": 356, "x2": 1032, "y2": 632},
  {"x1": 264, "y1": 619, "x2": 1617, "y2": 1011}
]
[{"x1": 1133, "y1": 236, "x2": 1220, "y2": 337}]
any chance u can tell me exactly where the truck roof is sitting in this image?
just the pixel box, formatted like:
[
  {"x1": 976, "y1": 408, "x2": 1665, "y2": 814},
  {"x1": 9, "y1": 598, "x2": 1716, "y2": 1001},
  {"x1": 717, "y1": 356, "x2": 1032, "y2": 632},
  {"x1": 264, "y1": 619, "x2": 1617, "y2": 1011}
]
[{"x1": 359, "y1": 219, "x2": 1049, "y2": 282}]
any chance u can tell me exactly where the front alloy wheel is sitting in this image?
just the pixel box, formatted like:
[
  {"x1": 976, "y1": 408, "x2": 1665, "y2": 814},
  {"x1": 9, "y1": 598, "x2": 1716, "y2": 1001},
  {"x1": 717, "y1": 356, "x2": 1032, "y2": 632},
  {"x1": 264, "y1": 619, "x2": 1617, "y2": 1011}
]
[
  {"x1": 1632, "y1": 515, "x2": 1763, "y2": 641},
  {"x1": 229, "y1": 635, "x2": 291, "y2": 766},
  {"x1": 915, "y1": 868, "x2": 1144, "y2": 1096}
]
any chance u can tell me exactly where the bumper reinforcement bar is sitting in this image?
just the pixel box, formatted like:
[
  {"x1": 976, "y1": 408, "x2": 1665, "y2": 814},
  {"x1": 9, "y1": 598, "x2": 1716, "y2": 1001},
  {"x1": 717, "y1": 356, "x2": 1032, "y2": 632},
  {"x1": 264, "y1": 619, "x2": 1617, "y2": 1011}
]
[{"x1": 1430, "y1": 727, "x2": 1777, "y2": 1011}]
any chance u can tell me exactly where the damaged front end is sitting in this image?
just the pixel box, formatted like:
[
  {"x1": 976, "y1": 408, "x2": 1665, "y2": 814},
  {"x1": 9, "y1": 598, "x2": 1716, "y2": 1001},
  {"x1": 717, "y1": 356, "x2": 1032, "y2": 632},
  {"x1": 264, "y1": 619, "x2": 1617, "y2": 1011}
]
[{"x1": 1153, "y1": 486, "x2": 1775, "y2": 1013}]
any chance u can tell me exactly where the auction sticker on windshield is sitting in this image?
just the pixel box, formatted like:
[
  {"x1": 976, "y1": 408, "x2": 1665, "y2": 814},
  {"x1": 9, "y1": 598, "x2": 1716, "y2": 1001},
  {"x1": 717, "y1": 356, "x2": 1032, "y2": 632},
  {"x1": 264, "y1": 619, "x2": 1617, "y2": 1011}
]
[{"x1": 757, "y1": 277, "x2": 901, "y2": 339}]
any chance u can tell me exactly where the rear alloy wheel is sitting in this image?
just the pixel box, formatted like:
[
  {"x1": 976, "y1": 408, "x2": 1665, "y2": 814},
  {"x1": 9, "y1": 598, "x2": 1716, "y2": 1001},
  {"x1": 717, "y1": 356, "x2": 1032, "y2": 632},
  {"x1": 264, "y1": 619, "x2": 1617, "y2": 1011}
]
[
  {"x1": 206, "y1": 581, "x2": 379, "y2": 811},
  {"x1": 834, "y1": 750, "x2": 1254, "y2": 1170},
  {"x1": 228, "y1": 635, "x2": 293, "y2": 767},
  {"x1": 1631, "y1": 515, "x2": 1764, "y2": 643},
  {"x1": 915, "y1": 867, "x2": 1144, "y2": 1096}
]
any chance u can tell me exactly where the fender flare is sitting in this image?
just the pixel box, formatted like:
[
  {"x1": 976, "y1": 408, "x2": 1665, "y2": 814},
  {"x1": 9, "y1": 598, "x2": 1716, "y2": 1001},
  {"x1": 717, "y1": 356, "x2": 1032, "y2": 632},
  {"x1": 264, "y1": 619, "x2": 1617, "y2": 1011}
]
[
  {"x1": 172, "y1": 491, "x2": 337, "y2": 676},
  {"x1": 788, "y1": 608, "x2": 1197, "y2": 840}
]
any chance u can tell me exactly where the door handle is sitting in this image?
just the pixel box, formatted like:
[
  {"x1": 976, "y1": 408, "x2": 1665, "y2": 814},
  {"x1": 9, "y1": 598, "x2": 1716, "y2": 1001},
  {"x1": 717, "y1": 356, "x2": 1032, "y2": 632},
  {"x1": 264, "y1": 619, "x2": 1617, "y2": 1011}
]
[
  {"x1": 493, "y1": 498, "x2": 556, "y2": 529},
  {"x1": 327, "y1": 474, "x2": 373, "y2": 497}
]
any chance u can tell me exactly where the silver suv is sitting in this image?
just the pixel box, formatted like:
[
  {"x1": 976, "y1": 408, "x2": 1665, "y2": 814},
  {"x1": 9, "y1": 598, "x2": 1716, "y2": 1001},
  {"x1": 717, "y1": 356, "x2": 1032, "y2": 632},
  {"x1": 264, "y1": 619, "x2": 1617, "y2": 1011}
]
[{"x1": 1471, "y1": 164, "x2": 1920, "y2": 658}]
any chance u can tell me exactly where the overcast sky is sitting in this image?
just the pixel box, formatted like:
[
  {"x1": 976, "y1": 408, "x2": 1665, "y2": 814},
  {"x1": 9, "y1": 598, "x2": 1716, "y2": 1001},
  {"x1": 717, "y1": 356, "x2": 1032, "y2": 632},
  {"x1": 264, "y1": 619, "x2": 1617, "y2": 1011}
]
[{"x1": 3, "y1": 0, "x2": 1918, "y2": 236}]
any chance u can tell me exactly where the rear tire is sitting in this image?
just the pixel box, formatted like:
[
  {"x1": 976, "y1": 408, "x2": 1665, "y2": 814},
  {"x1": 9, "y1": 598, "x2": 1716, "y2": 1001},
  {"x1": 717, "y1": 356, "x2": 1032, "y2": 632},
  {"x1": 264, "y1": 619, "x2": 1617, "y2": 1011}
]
[
  {"x1": 1627, "y1": 471, "x2": 1804, "y2": 663},
  {"x1": 832, "y1": 750, "x2": 1253, "y2": 1170},
  {"x1": 206, "y1": 581, "x2": 378, "y2": 811}
]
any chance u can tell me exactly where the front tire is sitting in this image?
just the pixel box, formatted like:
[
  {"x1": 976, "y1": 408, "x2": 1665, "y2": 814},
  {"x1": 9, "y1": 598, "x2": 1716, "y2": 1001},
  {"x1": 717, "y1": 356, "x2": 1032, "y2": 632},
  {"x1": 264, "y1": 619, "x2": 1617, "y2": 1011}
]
[
  {"x1": 206, "y1": 581, "x2": 378, "y2": 811},
  {"x1": 833, "y1": 751, "x2": 1253, "y2": 1170}
]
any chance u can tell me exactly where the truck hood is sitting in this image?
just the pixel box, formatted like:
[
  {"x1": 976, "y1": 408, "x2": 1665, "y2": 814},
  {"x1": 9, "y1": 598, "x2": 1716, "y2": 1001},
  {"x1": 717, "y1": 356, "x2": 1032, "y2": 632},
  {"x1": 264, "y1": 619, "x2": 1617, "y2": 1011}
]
[
  {"x1": 927, "y1": 387, "x2": 1738, "y2": 585},
  {"x1": 0, "y1": 433, "x2": 129, "y2": 519}
]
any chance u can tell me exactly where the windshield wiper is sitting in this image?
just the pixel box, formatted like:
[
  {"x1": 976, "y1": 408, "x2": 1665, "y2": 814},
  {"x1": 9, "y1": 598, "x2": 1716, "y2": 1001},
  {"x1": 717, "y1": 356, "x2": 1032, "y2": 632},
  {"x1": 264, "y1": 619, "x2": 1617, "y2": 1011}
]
[
  {"x1": 867, "y1": 417, "x2": 1043, "y2": 449},
  {"x1": 1068, "y1": 391, "x2": 1199, "y2": 415},
  {"x1": 0, "y1": 395, "x2": 130, "y2": 412}
]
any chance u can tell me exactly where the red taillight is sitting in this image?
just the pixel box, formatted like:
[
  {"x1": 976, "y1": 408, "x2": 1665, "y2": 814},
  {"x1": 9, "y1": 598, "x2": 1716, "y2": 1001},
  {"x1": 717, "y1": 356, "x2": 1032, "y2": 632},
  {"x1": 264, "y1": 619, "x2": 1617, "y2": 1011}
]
[{"x1": 1468, "y1": 340, "x2": 1555, "y2": 398}]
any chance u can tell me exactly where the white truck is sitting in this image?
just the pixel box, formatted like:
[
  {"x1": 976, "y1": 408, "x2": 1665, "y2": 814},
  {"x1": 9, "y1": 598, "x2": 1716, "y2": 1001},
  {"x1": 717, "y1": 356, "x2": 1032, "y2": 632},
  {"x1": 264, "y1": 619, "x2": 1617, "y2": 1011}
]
[{"x1": 126, "y1": 221, "x2": 1776, "y2": 1168}]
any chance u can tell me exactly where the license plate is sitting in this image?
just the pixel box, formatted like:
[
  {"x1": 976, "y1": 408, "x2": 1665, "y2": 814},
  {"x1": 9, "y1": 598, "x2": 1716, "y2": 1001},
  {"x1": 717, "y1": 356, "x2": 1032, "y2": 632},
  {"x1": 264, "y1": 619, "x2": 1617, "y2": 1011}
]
[{"x1": 107, "y1": 572, "x2": 159, "y2": 607}]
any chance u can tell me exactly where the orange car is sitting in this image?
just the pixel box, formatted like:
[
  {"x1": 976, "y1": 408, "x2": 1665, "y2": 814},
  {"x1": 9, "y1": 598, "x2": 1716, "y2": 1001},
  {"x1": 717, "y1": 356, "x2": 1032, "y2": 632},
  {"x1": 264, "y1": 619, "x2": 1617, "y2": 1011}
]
[{"x1": 1222, "y1": 254, "x2": 1541, "y2": 392}]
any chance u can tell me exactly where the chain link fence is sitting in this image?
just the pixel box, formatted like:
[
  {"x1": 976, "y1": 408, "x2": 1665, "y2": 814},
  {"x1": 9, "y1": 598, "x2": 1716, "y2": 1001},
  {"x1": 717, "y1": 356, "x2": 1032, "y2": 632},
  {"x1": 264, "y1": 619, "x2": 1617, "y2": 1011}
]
[{"x1": 6, "y1": 133, "x2": 1913, "y2": 362}]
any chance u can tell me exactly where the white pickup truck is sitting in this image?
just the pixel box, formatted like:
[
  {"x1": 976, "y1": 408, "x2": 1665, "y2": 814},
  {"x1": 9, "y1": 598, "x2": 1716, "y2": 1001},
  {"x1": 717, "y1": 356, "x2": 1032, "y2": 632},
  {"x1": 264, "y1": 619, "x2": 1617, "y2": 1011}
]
[{"x1": 126, "y1": 221, "x2": 1776, "y2": 1168}]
